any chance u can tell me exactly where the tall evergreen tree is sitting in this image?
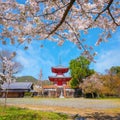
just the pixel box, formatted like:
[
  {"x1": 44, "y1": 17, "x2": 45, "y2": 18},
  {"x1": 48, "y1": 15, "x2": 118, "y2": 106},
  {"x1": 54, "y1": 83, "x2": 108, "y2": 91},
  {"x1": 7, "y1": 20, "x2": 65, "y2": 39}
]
[{"x1": 69, "y1": 56, "x2": 94, "y2": 88}]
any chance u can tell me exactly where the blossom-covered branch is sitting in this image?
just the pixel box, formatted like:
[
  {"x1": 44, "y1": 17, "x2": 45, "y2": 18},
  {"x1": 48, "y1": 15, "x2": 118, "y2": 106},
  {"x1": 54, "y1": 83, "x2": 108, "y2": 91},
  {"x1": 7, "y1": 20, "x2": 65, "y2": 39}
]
[
  {"x1": 0, "y1": 0, "x2": 120, "y2": 60},
  {"x1": 0, "y1": 51, "x2": 22, "y2": 85}
]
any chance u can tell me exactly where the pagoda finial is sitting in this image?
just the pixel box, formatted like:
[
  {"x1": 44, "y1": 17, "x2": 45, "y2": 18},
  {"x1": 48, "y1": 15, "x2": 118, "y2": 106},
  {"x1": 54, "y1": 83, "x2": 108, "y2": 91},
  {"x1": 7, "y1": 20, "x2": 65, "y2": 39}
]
[{"x1": 59, "y1": 56, "x2": 62, "y2": 65}]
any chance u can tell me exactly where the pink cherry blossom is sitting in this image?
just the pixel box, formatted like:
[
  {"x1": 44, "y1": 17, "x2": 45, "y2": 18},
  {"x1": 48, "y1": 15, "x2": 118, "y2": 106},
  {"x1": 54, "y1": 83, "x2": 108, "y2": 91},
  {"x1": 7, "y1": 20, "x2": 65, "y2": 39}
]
[{"x1": 0, "y1": 0, "x2": 119, "y2": 60}]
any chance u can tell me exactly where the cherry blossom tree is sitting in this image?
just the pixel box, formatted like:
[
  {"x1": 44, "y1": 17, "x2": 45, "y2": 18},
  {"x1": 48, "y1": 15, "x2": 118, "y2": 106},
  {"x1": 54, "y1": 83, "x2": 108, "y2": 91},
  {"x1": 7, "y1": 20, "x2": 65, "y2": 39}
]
[
  {"x1": 0, "y1": 56, "x2": 15, "y2": 106},
  {"x1": 80, "y1": 73, "x2": 103, "y2": 98},
  {"x1": 0, "y1": 0, "x2": 120, "y2": 60},
  {"x1": 0, "y1": 57, "x2": 15, "y2": 85},
  {"x1": 0, "y1": 50, "x2": 22, "y2": 86},
  {"x1": 0, "y1": 50, "x2": 22, "y2": 107}
]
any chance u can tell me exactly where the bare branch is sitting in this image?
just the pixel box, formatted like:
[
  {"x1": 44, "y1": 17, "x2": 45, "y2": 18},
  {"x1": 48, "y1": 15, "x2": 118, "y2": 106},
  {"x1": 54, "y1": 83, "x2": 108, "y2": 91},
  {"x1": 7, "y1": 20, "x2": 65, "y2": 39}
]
[
  {"x1": 86, "y1": 0, "x2": 115, "y2": 29},
  {"x1": 94, "y1": 0, "x2": 114, "y2": 22},
  {"x1": 46, "y1": 0, "x2": 76, "y2": 38},
  {"x1": 65, "y1": 21, "x2": 86, "y2": 51},
  {"x1": 108, "y1": 8, "x2": 120, "y2": 26},
  {"x1": 54, "y1": 32, "x2": 66, "y2": 40},
  {"x1": 38, "y1": 3, "x2": 69, "y2": 17}
]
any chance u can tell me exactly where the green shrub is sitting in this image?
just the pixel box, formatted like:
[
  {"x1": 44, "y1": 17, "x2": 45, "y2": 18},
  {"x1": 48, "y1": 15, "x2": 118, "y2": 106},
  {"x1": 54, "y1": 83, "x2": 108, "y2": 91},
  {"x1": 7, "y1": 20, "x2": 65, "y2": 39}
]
[{"x1": 24, "y1": 92, "x2": 33, "y2": 97}]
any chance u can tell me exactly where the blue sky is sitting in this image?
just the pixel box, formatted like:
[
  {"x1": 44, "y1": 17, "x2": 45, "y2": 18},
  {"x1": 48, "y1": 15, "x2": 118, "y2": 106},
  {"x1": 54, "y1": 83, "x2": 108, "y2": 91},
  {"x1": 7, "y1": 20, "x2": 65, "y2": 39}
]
[
  {"x1": 1, "y1": 27, "x2": 120, "y2": 80},
  {"x1": 1, "y1": 0, "x2": 120, "y2": 80}
]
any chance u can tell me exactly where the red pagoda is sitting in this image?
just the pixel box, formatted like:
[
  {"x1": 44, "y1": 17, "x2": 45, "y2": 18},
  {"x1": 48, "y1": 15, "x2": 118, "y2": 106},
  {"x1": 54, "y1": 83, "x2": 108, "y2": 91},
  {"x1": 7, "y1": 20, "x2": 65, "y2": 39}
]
[
  {"x1": 48, "y1": 65, "x2": 71, "y2": 98},
  {"x1": 48, "y1": 66, "x2": 71, "y2": 86}
]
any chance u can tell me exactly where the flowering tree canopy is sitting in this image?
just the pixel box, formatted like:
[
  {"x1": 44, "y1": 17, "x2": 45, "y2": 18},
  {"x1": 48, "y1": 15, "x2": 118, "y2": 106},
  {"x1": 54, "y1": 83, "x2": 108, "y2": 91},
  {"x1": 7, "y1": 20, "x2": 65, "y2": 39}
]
[
  {"x1": 0, "y1": 51, "x2": 22, "y2": 86},
  {"x1": 0, "y1": 0, "x2": 120, "y2": 60},
  {"x1": 0, "y1": 57, "x2": 15, "y2": 84},
  {"x1": 80, "y1": 73, "x2": 103, "y2": 97}
]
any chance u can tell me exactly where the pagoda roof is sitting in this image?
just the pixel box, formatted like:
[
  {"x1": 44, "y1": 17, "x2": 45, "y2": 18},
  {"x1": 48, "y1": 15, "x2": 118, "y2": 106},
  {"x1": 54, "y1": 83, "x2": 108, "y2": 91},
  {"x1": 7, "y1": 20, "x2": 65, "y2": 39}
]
[
  {"x1": 49, "y1": 76, "x2": 71, "y2": 78},
  {"x1": 48, "y1": 76, "x2": 71, "y2": 81},
  {"x1": 52, "y1": 65, "x2": 69, "y2": 73}
]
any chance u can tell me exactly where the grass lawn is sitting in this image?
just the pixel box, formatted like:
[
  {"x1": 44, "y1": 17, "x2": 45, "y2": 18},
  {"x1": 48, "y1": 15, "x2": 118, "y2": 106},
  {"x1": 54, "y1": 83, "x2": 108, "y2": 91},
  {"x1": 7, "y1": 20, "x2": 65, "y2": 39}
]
[{"x1": 0, "y1": 105, "x2": 68, "y2": 120}]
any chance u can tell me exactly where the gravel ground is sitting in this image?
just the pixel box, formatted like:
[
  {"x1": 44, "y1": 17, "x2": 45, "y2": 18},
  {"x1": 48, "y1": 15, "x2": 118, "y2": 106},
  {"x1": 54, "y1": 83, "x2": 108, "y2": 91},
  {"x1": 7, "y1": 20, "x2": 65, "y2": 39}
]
[
  {"x1": 1, "y1": 98, "x2": 120, "y2": 119},
  {"x1": 0, "y1": 98, "x2": 120, "y2": 110}
]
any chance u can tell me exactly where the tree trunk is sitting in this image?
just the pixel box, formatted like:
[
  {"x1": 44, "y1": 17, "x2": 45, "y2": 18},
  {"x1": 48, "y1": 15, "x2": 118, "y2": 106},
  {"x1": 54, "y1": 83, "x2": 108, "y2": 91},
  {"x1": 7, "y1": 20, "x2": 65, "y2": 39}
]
[
  {"x1": 91, "y1": 93, "x2": 94, "y2": 98},
  {"x1": 97, "y1": 93, "x2": 100, "y2": 98},
  {"x1": 5, "y1": 89, "x2": 8, "y2": 108}
]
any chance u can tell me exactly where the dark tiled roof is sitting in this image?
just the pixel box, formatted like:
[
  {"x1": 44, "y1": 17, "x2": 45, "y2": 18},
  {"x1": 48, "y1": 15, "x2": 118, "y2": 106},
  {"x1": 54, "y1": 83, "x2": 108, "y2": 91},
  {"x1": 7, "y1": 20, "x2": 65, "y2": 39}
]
[{"x1": 1, "y1": 82, "x2": 33, "y2": 90}]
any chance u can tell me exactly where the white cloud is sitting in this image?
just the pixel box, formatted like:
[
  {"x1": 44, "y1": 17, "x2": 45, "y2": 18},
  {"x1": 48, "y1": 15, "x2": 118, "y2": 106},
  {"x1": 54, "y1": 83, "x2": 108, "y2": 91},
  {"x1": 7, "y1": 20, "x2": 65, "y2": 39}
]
[
  {"x1": 15, "y1": 44, "x2": 56, "y2": 79},
  {"x1": 16, "y1": 51, "x2": 29, "y2": 66},
  {"x1": 91, "y1": 28, "x2": 120, "y2": 73},
  {"x1": 93, "y1": 48, "x2": 120, "y2": 73}
]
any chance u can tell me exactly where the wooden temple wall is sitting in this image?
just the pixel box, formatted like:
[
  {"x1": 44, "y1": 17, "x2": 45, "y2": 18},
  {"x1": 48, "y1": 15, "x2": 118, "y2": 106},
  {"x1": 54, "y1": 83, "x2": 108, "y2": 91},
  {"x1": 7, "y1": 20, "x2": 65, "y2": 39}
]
[
  {"x1": 42, "y1": 88, "x2": 74, "y2": 98},
  {"x1": 0, "y1": 92, "x2": 24, "y2": 98}
]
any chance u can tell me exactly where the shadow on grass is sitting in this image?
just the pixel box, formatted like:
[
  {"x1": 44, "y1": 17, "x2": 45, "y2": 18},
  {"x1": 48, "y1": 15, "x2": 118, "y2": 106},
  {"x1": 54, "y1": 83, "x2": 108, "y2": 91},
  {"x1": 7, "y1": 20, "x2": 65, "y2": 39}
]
[{"x1": 73, "y1": 113, "x2": 120, "y2": 120}]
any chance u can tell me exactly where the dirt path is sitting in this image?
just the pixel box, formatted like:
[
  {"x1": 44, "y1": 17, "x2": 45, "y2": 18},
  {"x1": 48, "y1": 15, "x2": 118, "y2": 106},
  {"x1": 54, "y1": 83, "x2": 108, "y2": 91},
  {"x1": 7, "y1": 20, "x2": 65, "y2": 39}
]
[{"x1": 8, "y1": 103, "x2": 120, "y2": 116}]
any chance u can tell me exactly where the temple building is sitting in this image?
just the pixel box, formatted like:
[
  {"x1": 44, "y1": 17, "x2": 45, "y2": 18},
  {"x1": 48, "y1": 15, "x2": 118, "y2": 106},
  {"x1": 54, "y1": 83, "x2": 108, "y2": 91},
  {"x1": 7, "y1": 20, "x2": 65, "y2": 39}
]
[
  {"x1": 0, "y1": 82, "x2": 33, "y2": 98},
  {"x1": 48, "y1": 65, "x2": 74, "y2": 98}
]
